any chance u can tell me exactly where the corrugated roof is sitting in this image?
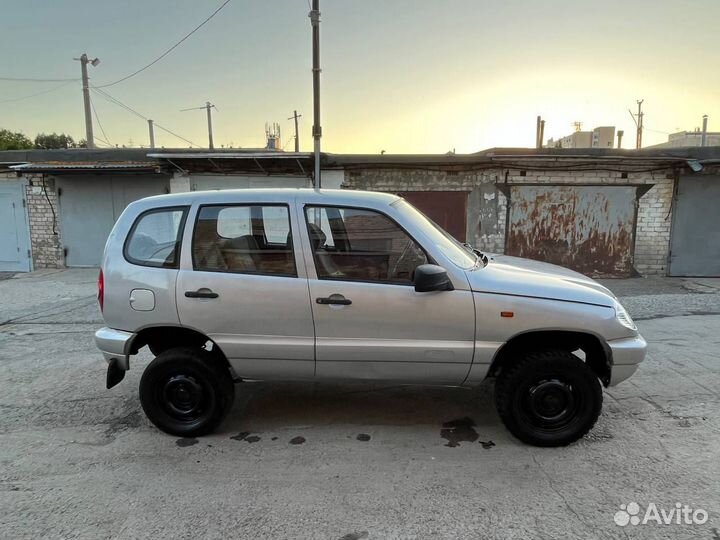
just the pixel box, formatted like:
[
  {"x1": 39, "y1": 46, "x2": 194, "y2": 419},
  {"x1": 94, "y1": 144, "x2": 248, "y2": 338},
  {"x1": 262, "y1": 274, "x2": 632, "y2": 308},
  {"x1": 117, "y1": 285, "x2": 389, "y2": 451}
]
[{"x1": 10, "y1": 161, "x2": 161, "y2": 173}]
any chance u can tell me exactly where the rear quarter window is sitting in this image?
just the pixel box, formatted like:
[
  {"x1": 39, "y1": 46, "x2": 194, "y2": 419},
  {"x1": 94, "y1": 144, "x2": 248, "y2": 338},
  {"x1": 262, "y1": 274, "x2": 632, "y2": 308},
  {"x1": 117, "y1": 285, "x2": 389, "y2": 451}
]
[{"x1": 124, "y1": 207, "x2": 188, "y2": 268}]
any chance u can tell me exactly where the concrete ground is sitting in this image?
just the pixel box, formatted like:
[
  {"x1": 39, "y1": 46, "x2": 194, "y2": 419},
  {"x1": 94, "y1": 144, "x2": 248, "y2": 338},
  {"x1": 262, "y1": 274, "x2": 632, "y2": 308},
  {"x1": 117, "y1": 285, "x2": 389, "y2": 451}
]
[{"x1": 1, "y1": 270, "x2": 719, "y2": 540}]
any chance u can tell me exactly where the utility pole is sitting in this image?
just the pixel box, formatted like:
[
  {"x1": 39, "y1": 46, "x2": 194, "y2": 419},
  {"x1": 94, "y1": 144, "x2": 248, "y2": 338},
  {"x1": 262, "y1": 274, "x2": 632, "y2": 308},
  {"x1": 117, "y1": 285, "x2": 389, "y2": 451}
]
[
  {"x1": 148, "y1": 119, "x2": 155, "y2": 149},
  {"x1": 628, "y1": 100, "x2": 644, "y2": 149},
  {"x1": 181, "y1": 102, "x2": 216, "y2": 149},
  {"x1": 74, "y1": 53, "x2": 100, "y2": 149},
  {"x1": 288, "y1": 110, "x2": 302, "y2": 152},
  {"x1": 205, "y1": 101, "x2": 214, "y2": 149},
  {"x1": 309, "y1": 0, "x2": 322, "y2": 188}
]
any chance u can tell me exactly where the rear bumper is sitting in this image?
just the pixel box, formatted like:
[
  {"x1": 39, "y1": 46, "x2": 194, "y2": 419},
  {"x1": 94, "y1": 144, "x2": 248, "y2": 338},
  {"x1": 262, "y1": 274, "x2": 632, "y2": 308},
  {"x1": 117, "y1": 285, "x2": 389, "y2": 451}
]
[
  {"x1": 608, "y1": 333, "x2": 647, "y2": 385},
  {"x1": 94, "y1": 327, "x2": 135, "y2": 371}
]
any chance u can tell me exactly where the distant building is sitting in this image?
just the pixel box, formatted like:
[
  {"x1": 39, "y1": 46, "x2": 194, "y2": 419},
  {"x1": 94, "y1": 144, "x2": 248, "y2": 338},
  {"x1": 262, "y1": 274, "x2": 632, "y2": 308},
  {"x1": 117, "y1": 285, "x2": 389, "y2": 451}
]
[
  {"x1": 546, "y1": 126, "x2": 616, "y2": 149},
  {"x1": 646, "y1": 129, "x2": 720, "y2": 148}
]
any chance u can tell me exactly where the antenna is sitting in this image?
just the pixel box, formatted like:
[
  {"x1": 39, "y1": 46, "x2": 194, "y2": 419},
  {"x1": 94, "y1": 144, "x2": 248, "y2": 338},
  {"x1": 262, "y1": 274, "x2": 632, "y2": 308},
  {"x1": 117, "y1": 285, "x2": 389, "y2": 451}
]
[
  {"x1": 265, "y1": 122, "x2": 281, "y2": 150},
  {"x1": 572, "y1": 121, "x2": 583, "y2": 132}
]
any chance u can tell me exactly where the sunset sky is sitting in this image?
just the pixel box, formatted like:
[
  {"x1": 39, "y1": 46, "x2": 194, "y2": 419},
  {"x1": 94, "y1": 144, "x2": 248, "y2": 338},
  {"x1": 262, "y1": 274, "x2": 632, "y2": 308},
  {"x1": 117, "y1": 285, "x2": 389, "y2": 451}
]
[{"x1": 1, "y1": 0, "x2": 718, "y2": 153}]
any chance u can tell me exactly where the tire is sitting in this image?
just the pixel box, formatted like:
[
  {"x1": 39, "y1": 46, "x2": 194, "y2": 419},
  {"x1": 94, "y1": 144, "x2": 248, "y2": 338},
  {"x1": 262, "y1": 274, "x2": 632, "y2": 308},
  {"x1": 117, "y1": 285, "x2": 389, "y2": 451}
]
[
  {"x1": 139, "y1": 347, "x2": 235, "y2": 437},
  {"x1": 495, "y1": 350, "x2": 602, "y2": 447}
]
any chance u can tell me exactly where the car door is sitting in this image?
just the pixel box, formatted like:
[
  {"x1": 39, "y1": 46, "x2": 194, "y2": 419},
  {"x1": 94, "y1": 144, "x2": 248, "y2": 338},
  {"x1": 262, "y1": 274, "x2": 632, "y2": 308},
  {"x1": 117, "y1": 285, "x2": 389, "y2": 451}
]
[
  {"x1": 302, "y1": 204, "x2": 476, "y2": 384},
  {"x1": 176, "y1": 200, "x2": 315, "y2": 380}
]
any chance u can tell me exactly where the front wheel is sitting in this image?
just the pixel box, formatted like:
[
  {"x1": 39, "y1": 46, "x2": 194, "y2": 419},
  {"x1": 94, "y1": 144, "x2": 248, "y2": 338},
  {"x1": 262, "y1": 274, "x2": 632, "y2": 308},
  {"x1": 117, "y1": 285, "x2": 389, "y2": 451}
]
[
  {"x1": 139, "y1": 347, "x2": 235, "y2": 437},
  {"x1": 495, "y1": 350, "x2": 602, "y2": 447}
]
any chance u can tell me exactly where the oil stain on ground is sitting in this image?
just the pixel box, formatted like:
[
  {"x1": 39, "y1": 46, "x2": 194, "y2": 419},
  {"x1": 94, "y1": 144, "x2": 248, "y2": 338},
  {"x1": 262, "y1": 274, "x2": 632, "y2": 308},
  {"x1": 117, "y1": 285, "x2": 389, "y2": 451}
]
[
  {"x1": 479, "y1": 440, "x2": 495, "y2": 449},
  {"x1": 356, "y1": 433, "x2": 371, "y2": 442},
  {"x1": 176, "y1": 438, "x2": 198, "y2": 447},
  {"x1": 289, "y1": 436, "x2": 306, "y2": 445},
  {"x1": 230, "y1": 432, "x2": 261, "y2": 443},
  {"x1": 338, "y1": 532, "x2": 368, "y2": 540},
  {"x1": 440, "y1": 417, "x2": 479, "y2": 447}
]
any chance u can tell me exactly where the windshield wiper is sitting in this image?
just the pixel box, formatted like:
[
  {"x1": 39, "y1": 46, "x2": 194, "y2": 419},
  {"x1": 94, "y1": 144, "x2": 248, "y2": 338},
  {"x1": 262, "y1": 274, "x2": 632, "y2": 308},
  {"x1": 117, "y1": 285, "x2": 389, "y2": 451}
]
[{"x1": 463, "y1": 243, "x2": 488, "y2": 266}]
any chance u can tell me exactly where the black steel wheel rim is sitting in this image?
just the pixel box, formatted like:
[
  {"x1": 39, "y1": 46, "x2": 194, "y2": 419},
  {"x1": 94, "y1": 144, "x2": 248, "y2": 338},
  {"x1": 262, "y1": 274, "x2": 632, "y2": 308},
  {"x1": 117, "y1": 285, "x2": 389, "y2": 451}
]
[
  {"x1": 160, "y1": 374, "x2": 208, "y2": 421},
  {"x1": 520, "y1": 377, "x2": 582, "y2": 431}
]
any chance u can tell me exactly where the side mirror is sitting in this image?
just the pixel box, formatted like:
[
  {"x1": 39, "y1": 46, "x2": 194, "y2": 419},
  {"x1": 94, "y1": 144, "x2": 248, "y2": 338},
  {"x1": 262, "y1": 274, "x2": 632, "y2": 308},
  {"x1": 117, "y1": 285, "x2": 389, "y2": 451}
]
[{"x1": 414, "y1": 264, "x2": 454, "y2": 292}]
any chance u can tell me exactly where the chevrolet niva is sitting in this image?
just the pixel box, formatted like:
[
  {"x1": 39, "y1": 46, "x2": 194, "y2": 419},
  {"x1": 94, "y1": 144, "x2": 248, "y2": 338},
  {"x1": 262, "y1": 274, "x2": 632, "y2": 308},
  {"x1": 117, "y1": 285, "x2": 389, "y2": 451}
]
[{"x1": 95, "y1": 188, "x2": 646, "y2": 446}]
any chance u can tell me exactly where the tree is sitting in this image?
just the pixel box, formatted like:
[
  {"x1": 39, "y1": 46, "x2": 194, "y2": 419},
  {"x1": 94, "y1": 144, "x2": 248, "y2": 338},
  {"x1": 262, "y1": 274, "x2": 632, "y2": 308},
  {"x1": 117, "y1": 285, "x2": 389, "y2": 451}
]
[
  {"x1": 0, "y1": 129, "x2": 34, "y2": 150},
  {"x1": 34, "y1": 132, "x2": 76, "y2": 149}
]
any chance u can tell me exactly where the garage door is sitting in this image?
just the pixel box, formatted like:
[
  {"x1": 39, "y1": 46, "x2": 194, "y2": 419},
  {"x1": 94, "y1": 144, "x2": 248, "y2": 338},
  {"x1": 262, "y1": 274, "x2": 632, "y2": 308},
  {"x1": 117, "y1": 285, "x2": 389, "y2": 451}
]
[
  {"x1": 669, "y1": 176, "x2": 720, "y2": 276},
  {"x1": 0, "y1": 182, "x2": 31, "y2": 272},
  {"x1": 506, "y1": 185, "x2": 638, "y2": 277},
  {"x1": 57, "y1": 175, "x2": 169, "y2": 267},
  {"x1": 397, "y1": 191, "x2": 469, "y2": 242}
]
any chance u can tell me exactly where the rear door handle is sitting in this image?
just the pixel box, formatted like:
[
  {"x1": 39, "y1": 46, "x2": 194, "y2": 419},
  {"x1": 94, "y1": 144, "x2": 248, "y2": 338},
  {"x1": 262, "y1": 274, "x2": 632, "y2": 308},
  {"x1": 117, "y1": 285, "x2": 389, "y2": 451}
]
[
  {"x1": 185, "y1": 289, "x2": 219, "y2": 299},
  {"x1": 316, "y1": 294, "x2": 352, "y2": 305}
]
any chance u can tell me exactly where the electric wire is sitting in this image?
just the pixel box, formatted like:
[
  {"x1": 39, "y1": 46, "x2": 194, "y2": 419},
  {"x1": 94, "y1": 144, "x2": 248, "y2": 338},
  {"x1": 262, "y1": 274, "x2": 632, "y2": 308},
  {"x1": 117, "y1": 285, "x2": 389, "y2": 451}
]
[
  {"x1": 91, "y1": 86, "x2": 198, "y2": 147},
  {"x1": 89, "y1": 95, "x2": 112, "y2": 146},
  {"x1": 0, "y1": 81, "x2": 75, "y2": 104},
  {"x1": 0, "y1": 76, "x2": 79, "y2": 82},
  {"x1": 93, "y1": 0, "x2": 231, "y2": 89}
]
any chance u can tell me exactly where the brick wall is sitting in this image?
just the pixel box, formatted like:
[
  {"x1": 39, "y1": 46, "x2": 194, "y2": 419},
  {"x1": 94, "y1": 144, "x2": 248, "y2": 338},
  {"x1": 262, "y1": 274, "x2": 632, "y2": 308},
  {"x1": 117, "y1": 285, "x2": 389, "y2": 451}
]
[
  {"x1": 343, "y1": 166, "x2": 677, "y2": 276},
  {"x1": 25, "y1": 176, "x2": 63, "y2": 268}
]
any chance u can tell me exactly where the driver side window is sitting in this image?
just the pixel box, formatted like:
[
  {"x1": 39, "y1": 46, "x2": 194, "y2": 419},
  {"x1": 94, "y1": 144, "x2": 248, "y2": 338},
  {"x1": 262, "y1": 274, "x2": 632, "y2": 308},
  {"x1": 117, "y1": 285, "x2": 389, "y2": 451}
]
[{"x1": 305, "y1": 206, "x2": 427, "y2": 284}]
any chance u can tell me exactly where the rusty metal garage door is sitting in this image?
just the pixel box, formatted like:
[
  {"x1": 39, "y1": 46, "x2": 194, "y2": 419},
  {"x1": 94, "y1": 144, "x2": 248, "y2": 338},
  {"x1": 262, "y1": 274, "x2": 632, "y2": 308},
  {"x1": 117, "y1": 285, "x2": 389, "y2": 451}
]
[
  {"x1": 506, "y1": 185, "x2": 637, "y2": 277},
  {"x1": 669, "y1": 176, "x2": 720, "y2": 276},
  {"x1": 398, "y1": 191, "x2": 469, "y2": 242}
]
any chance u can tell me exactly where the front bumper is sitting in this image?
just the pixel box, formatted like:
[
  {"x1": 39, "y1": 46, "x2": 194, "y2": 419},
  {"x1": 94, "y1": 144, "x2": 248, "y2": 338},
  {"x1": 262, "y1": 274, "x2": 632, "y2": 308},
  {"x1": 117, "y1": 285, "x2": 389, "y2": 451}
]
[
  {"x1": 95, "y1": 327, "x2": 135, "y2": 371},
  {"x1": 608, "y1": 333, "x2": 647, "y2": 385}
]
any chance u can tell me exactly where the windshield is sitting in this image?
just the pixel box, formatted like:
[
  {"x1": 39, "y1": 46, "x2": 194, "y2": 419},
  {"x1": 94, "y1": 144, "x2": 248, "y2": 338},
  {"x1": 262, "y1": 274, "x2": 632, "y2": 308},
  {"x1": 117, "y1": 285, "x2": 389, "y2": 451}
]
[{"x1": 393, "y1": 199, "x2": 478, "y2": 270}]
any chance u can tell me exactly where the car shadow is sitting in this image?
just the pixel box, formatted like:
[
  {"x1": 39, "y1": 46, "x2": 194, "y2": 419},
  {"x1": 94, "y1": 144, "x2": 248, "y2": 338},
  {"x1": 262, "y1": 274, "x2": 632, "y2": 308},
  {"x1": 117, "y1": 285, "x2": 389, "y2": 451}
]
[{"x1": 221, "y1": 379, "x2": 502, "y2": 435}]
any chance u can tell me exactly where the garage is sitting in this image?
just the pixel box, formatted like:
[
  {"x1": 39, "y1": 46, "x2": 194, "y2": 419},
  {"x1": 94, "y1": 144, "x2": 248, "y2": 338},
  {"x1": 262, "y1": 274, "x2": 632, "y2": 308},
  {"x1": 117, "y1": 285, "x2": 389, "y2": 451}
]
[
  {"x1": 0, "y1": 180, "x2": 31, "y2": 272},
  {"x1": 505, "y1": 185, "x2": 639, "y2": 277},
  {"x1": 396, "y1": 191, "x2": 469, "y2": 242},
  {"x1": 188, "y1": 174, "x2": 310, "y2": 191},
  {"x1": 55, "y1": 174, "x2": 169, "y2": 267},
  {"x1": 669, "y1": 176, "x2": 720, "y2": 276}
]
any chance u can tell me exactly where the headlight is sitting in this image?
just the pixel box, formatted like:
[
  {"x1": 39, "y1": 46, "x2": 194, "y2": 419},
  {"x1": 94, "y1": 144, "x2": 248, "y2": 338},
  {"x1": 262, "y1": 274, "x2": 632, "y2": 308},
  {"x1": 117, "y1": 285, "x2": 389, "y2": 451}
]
[{"x1": 614, "y1": 300, "x2": 637, "y2": 331}]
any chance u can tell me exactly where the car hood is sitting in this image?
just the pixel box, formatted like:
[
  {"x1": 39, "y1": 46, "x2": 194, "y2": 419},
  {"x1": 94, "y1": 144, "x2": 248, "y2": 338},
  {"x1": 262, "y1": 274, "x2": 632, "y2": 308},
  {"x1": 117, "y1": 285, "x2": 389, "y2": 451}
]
[{"x1": 467, "y1": 254, "x2": 616, "y2": 307}]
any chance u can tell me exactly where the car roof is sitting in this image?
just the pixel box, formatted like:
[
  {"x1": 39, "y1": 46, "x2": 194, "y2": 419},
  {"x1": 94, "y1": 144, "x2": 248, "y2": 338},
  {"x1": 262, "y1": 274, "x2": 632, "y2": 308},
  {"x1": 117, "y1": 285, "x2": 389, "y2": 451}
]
[{"x1": 135, "y1": 188, "x2": 401, "y2": 208}]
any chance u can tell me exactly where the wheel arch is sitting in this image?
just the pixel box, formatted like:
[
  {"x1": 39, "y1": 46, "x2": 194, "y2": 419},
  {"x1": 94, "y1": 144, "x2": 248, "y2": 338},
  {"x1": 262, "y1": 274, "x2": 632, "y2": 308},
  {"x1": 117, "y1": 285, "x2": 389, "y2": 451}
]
[
  {"x1": 488, "y1": 329, "x2": 612, "y2": 387},
  {"x1": 129, "y1": 325, "x2": 235, "y2": 377}
]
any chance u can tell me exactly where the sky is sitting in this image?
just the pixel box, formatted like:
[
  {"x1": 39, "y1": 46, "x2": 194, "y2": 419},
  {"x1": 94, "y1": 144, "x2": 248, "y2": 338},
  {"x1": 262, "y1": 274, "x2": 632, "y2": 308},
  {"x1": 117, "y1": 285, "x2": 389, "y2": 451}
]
[{"x1": 1, "y1": 0, "x2": 718, "y2": 153}]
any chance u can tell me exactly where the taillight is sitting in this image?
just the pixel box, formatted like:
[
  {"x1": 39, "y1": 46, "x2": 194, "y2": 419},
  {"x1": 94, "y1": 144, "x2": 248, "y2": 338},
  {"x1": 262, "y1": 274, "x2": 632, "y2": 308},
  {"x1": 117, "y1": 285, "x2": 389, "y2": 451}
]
[{"x1": 97, "y1": 269, "x2": 104, "y2": 312}]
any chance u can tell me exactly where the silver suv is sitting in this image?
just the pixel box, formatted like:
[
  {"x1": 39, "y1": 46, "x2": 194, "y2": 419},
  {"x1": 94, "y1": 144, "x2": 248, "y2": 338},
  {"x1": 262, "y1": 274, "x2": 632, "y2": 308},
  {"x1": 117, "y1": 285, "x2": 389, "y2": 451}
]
[{"x1": 95, "y1": 188, "x2": 646, "y2": 446}]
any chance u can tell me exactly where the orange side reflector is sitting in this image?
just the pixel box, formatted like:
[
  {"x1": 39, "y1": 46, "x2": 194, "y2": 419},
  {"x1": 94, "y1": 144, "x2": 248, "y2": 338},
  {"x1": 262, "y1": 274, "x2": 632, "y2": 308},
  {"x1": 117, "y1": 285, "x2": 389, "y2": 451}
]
[{"x1": 500, "y1": 311, "x2": 514, "y2": 318}]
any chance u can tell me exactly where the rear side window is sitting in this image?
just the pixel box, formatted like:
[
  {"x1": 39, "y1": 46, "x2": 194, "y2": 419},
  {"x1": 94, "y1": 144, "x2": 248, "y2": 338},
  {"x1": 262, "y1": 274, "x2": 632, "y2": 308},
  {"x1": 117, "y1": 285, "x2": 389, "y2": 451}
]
[
  {"x1": 192, "y1": 204, "x2": 296, "y2": 276},
  {"x1": 124, "y1": 207, "x2": 187, "y2": 268}
]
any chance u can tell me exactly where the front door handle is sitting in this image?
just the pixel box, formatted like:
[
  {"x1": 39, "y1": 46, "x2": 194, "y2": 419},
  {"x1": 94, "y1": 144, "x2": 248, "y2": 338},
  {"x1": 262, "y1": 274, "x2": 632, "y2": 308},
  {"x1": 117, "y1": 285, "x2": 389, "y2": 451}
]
[
  {"x1": 316, "y1": 294, "x2": 352, "y2": 305},
  {"x1": 185, "y1": 288, "x2": 219, "y2": 299}
]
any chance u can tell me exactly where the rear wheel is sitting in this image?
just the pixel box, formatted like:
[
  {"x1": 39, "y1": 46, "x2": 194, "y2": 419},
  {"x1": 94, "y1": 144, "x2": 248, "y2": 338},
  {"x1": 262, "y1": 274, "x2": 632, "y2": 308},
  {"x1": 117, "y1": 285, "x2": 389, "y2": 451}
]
[
  {"x1": 139, "y1": 347, "x2": 235, "y2": 437},
  {"x1": 495, "y1": 350, "x2": 602, "y2": 447}
]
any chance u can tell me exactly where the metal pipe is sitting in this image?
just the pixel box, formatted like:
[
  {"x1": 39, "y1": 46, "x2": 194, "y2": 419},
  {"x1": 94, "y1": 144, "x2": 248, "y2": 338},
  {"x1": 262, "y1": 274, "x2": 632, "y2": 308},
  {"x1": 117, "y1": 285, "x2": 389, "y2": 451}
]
[
  {"x1": 310, "y1": 0, "x2": 321, "y2": 188},
  {"x1": 148, "y1": 119, "x2": 155, "y2": 149}
]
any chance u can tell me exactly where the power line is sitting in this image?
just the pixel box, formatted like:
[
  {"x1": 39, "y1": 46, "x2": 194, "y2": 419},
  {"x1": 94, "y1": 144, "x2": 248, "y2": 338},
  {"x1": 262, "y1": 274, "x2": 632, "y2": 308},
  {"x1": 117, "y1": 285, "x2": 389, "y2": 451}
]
[
  {"x1": 91, "y1": 86, "x2": 198, "y2": 147},
  {"x1": 89, "y1": 95, "x2": 112, "y2": 146},
  {"x1": 0, "y1": 80, "x2": 75, "y2": 105},
  {"x1": 94, "y1": 0, "x2": 232, "y2": 89},
  {"x1": 0, "y1": 76, "x2": 79, "y2": 82}
]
